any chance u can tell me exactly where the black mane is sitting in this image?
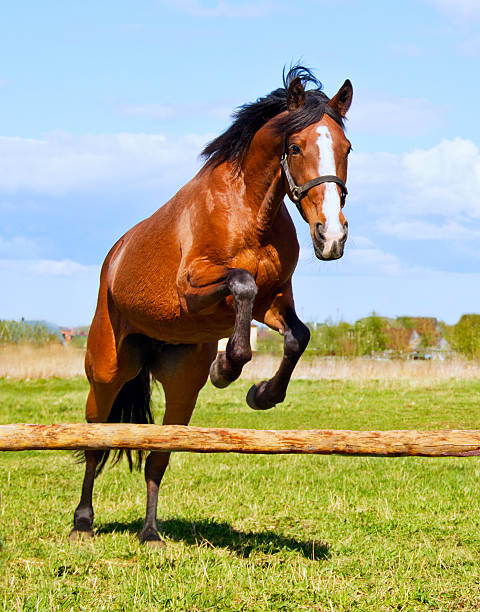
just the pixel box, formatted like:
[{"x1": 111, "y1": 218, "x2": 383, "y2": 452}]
[{"x1": 201, "y1": 65, "x2": 344, "y2": 170}]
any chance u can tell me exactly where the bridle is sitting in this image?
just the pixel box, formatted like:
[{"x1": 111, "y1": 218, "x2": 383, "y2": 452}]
[{"x1": 280, "y1": 137, "x2": 348, "y2": 223}]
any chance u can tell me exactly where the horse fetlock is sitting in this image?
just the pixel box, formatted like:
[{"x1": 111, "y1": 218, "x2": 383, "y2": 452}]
[
  {"x1": 209, "y1": 356, "x2": 234, "y2": 388},
  {"x1": 227, "y1": 343, "x2": 252, "y2": 366},
  {"x1": 209, "y1": 352, "x2": 246, "y2": 388}
]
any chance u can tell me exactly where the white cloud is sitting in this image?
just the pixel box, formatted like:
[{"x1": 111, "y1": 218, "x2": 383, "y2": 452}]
[
  {"x1": 348, "y1": 94, "x2": 445, "y2": 137},
  {"x1": 0, "y1": 259, "x2": 100, "y2": 325},
  {"x1": 349, "y1": 137, "x2": 480, "y2": 222},
  {"x1": 29, "y1": 259, "x2": 100, "y2": 277},
  {"x1": 457, "y1": 34, "x2": 480, "y2": 55},
  {"x1": 0, "y1": 258, "x2": 99, "y2": 277},
  {"x1": 0, "y1": 131, "x2": 211, "y2": 196},
  {"x1": 0, "y1": 236, "x2": 38, "y2": 258},
  {"x1": 427, "y1": 0, "x2": 480, "y2": 20},
  {"x1": 298, "y1": 237, "x2": 430, "y2": 278},
  {"x1": 377, "y1": 220, "x2": 480, "y2": 241}
]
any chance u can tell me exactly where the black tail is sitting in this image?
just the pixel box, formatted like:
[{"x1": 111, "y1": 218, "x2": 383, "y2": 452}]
[{"x1": 94, "y1": 363, "x2": 154, "y2": 477}]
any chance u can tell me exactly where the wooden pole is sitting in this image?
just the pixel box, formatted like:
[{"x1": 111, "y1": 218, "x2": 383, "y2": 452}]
[{"x1": 1, "y1": 424, "x2": 480, "y2": 457}]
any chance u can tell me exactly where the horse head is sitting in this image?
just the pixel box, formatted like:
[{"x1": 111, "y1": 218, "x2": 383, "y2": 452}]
[{"x1": 281, "y1": 74, "x2": 353, "y2": 260}]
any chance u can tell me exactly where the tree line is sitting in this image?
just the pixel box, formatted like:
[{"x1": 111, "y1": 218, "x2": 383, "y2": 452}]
[
  {"x1": 2, "y1": 314, "x2": 480, "y2": 359},
  {"x1": 0, "y1": 319, "x2": 61, "y2": 346},
  {"x1": 257, "y1": 313, "x2": 480, "y2": 359}
]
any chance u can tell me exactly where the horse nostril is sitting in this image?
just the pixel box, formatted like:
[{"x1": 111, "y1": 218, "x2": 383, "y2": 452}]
[{"x1": 315, "y1": 223, "x2": 326, "y2": 243}]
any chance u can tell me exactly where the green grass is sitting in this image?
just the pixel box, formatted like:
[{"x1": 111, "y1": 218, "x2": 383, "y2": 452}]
[{"x1": 2, "y1": 377, "x2": 480, "y2": 610}]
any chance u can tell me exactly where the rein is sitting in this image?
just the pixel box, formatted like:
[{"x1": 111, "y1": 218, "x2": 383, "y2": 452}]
[{"x1": 280, "y1": 138, "x2": 348, "y2": 223}]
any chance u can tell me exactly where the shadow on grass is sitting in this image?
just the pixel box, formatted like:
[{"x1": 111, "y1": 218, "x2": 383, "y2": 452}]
[{"x1": 97, "y1": 518, "x2": 329, "y2": 560}]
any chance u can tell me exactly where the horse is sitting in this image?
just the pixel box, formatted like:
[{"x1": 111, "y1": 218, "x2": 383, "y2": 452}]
[{"x1": 70, "y1": 66, "x2": 353, "y2": 546}]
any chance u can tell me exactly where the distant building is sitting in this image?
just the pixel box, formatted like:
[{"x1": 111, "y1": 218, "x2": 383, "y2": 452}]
[
  {"x1": 60, "y1": 328, "x2": 74, "y2": 343},
  {"x1": 383, "y1": 317, "x2": 452, "y2": 359},
  {"x1": 60, "y1": 327, "x2": 89, "y2": 346}
]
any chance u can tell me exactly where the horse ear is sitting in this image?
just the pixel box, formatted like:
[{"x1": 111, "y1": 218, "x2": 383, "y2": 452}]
[
  {"x1": 286, "y1": 76, "x2": 306, "y2": 111},
  {"x1": 328, "y1": 79, "x2": 353, "y2": 117}
]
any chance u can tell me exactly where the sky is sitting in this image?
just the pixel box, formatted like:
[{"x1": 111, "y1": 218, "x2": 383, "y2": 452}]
[{"x1": 1, "y1": 0, "x2": 480, "y2": 326}]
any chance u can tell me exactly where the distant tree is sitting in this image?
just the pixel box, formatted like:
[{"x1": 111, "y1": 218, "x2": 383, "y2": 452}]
[
  {"x1": 256, "y1": 328, "x2": 283, "y2": 353},
  {"x1": 451, "y1": 314, "x2": 480, "y2": 359},
  {"x1": 354, "y1": 313, "x2": 387, "y2": 356},
  {"x1": 396, "y1": 316, "x2": 415, "y2": 330},
  {"x1": 439, "y1": 321, "x2": 455, "y2": 346},
  {"x1": 309, "y1": 319, "x2": 355, "y2": 356},
  {"x1": 0, "y1": 319, "x2": 60, "y2": 346}
]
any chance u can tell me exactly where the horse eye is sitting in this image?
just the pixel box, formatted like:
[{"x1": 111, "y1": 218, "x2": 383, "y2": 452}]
[{"x1": 289, "y1": 144, "x2": 301, "y2": 155}]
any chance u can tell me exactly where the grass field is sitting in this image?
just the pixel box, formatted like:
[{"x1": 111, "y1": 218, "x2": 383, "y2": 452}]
[{"x1": 2, "y1": 376, "x2": 480, "y2": 610}]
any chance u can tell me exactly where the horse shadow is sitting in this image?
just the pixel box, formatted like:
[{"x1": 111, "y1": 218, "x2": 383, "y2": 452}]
[{"x1": 97, "y1": 517, "x2": 329, "y2": 560}]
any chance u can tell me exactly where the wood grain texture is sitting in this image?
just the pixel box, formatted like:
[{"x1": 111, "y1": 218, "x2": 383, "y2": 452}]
[{"x1": 1, "y1": 424, "x2": 480, "y2": 456}]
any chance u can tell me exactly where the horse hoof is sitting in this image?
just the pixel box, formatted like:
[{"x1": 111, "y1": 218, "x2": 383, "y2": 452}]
[
  {"x1": 246, "y1": 382, "x2": 276, "y2": 410},
  {"x1": 209, "y1": 358, "x2": 231, "y2": 389},
  {"x1": 69, "y1": 528, "x2": 94, "y2": 541},
  {"x1": 138, "y1": 528, "x2": 166, "y2": 548}
]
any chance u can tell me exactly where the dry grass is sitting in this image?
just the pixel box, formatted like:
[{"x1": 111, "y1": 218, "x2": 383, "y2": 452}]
[
  {"x1": 1, "y1": 343, "x2": 480, "y2": 381},
  {"x1": 0, "y1": 343, "x2": 85, "y2": 379},
  {"x1": 243, "y1": 353, "x2": 480, "y2": 382}
]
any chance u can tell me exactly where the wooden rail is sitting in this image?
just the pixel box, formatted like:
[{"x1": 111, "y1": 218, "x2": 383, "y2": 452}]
[{"x1": 1, "y1": 424, "x2": 480, "y2": 457}]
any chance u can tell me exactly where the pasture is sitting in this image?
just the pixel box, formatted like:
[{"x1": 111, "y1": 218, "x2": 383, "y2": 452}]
[{"x1": 2, "y1": 375, "x2": 480, "y2": 610}]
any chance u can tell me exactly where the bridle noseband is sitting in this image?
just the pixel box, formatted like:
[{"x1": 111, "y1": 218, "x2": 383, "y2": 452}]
[{"x1": 280, "y1": 138, "x2": 348, "y2": 223}]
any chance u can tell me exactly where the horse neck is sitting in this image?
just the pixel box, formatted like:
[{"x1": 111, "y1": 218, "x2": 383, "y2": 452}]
[{"x1": 240, "y1": 127, "x2": 287, "y2": 232}]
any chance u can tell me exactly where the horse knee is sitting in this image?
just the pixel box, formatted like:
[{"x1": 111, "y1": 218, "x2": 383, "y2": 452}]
[{"x1": 226, "y1": 268, "x2": 257, "y2": 303}]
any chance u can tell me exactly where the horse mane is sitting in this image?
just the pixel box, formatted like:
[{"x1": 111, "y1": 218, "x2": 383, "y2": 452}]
[{"x1": 201, "y1": 65, "x2": 344, "y2": 171}]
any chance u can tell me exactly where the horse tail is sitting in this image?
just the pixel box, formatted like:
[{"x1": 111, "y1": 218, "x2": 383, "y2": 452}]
[{"x1": 94, "y1": 363, "x2": 154, "y2": 477}]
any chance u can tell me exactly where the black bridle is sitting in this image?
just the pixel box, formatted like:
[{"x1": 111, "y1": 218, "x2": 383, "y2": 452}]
[{"x1": 280, "y1": 138, "x2": 348, "y2": 223}]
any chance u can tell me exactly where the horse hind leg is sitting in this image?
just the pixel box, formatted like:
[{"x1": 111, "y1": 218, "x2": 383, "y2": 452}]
[
  {"x1": 70, "y1": 335, "x2": 151, "y2": 541},
  {"x1": 138, "y1": 342, "x2": 216, "y2": 547}
]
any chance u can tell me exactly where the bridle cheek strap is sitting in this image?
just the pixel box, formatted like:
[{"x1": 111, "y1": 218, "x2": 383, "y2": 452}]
[{"x1": 280, "y1": 151, "x2": 348, "y2": 223}]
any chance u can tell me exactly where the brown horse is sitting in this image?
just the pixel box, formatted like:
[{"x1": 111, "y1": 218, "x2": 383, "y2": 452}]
[{"x1": 70, "y1": 66, "x2": 353, "y2": 546}]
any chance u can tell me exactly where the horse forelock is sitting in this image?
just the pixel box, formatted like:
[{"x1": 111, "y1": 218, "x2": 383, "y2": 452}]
[{"x1": 200, "y1": 66, "x2": 345, "y2": 173}]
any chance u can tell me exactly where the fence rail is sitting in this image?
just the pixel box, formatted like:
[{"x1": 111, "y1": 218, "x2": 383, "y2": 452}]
[{"x1": 1, "y1": 424, "x2": 480, "y2": 457}]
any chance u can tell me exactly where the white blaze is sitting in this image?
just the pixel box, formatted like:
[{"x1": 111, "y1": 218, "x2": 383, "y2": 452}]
[{"x1": 316, "y1": 126, "x2": 343, "y2": 243}]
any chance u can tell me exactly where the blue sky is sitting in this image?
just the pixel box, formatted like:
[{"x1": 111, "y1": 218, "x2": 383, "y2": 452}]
[{"x1": 2, "y1": 0, "x2": 480, "y2": 326}]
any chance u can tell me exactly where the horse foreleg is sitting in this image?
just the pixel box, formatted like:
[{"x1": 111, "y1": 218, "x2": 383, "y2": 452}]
[
  {"x1": 138, "y1": 342, "x2": 216, "y2": 547},
  {"x1": 181, "y1": 263, "x2": 257, "y2": 388},
  {"x1": 209, "y1": 268, "x2": 257, "y2": 387},
  {"x1": 247, "y1": 286, "x2": 310, "y2": 410}
]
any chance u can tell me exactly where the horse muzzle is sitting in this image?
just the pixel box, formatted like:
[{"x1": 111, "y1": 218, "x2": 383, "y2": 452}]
[{"x1": 313, "y1": 222, "x2": 348, "y2": 261}]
